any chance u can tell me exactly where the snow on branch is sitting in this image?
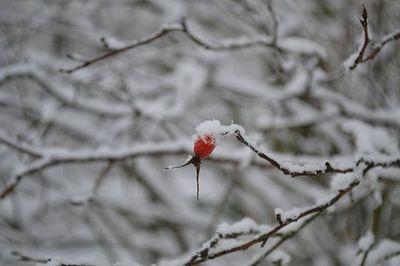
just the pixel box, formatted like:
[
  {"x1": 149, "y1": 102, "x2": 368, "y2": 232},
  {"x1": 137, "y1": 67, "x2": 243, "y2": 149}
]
[
  {"x1": 11, "y1": 250, "x2": 94, "y2": 266},
  {"x1": 344, "y1": 5, "x2": 400, "y2": 70},
  {"x1": 2, "y1": 122, "x2": 400, "y2": 200},
  {"x1": 362, "y1": 28, "x2": 400, "y2": 62},
  {"x1": 247, "y1": 213, "x2": 318, "y2": 266},
  {"x1": 0, "y1": 140, "x2": 190, "y2": 199},
  {"x1": 0, "y1": 131, "x2": 42, "y2": 157},
  {"x1": 235, "y1": 129, "x2": 400, "y2": 177},
  {"x1": 0, "y1": 64, "x2": 132, "y2": 117},
  {"x1": 184, "y1": 173, "x2": 363, "y2": 265},
  {"x1": 60, "y1": 17, "x2": 326, "y2": 74},
  {"x1": 312, "y1": 88, "x2": 400, "y2": 129},
  {"x1": 59, "y1": 19, "x2": 273, "y2": 73},
  {"x1": 355, "y1": 238, "x2": 400, "y2": 266},
  {"x1": 234, "y1": 130, "x2": 354, "y2": 177}
]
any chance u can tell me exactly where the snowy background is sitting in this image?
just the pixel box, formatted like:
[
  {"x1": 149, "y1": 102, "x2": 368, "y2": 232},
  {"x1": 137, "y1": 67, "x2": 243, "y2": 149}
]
[{"x1": 0, "y1": 0, "x2": 400, "y2": 265}]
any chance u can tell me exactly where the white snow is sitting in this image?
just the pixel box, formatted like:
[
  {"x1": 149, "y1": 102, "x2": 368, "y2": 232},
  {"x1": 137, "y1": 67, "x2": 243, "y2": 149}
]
[
  {"x1": 194, "y1": 120, "x2": 245, "y2": 141},
  {"x1": 330, "y1": 172, "x2": 359, "y2": 191},
  {"x1": 217, "y1": 217, "x2": 258, "y2": 235},
  {"x1": 269, "y1": 250, "x2": 291, "y2": 265},
  {"x1": 275, "y1": 207, "x2": 305, "y2": 221},
  {"x1": 114, "y1": 262, "x2": 146, "y2": 266},
  {"x1": 358, "y1": 231, "x2": 375, "y2": 251},
  {"x1": 368, "y1": 239, "x2": 400, "y2": 265},
  {"x1": 343, "y1": 51, "x2": 359, "y2": 70},
  {"x1": 315, "y1": 192, "x2": 336, "y2": 206},
  {"x1": 342, "y1": 120, "x2": 398, "y2": 155},
  {"x1": 278, "y1": 37, "x2": 327, "y2": 58},
  {"x1": 1, "y1": 3, "x2": 400, "y2": 266}
]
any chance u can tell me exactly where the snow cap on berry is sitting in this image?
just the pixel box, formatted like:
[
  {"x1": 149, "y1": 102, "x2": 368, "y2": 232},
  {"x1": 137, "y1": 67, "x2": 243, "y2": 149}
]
[
  {"x1": 194, "y1": 119, "x2": 245, "y2": 141},
  {"x1": 192, "y1": 120, "x2": 245, "y2": 158}
]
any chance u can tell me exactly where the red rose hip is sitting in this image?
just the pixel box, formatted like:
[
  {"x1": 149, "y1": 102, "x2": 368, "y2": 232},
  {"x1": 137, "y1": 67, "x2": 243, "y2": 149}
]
[{"x1": 194, "y1": 134, "x2": 216, "y2": 158}]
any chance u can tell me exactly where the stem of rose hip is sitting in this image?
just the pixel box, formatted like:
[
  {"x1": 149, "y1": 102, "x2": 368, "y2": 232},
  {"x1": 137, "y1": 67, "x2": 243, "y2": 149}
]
[{"x1": 164, "y1": 154, "x2": 202, "y2": 200}]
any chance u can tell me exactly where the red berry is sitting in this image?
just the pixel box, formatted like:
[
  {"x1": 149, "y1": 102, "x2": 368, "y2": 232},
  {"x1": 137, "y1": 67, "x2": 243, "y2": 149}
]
[{"x1": 194, "y1": 134, "x2": 216, "y2": 158}]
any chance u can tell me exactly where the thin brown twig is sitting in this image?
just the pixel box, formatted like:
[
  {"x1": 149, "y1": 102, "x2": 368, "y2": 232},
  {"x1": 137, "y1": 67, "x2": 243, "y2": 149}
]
[
  {"x1": 11, "y1": 250, "x2": 94, "y2": 266},
  {"x1": 60, "y1": 18, "x2": 274, "y2": 74},
  {"x1": 0, "y1": 142, "x2": 188, "y2": 199},
  {"x1": 181, "y1": 131, "x2": 400, "y2": 265},
  {"x1": 185, "y1": 179, "x2": 361, "y2": 265},
  {"x1": 347, "y1": 5, "x2": 400, "y2": 70},
  {"x1": 235, "y1": 131, "x2": 354, "y2": 176},
  {"x1": 248, "y1": 211, "x2": 322, "y2": 266},
  {"x1": 349, "y1": 5, "x2": 370, "y2": 70},
  {"x1": 362, "y1": 29, "x2": 400, "y2": 62},
  {"x1": 1, "y1": 131, "x2": 399, "y2": 200},
  {"x1": 60, "y1": 23, "x2": 183, "y2": 73},
  {"x1": 0, "y1": 133, "x2": 42, "y2": 158}
]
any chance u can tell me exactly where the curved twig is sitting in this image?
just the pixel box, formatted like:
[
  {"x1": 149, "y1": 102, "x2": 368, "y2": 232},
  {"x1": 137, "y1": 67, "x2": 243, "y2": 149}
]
[
  {"x1": 185, "y1": 179, "x2": 361, "y2": 265},
  {"x1": 60, "y1": 18, "x2": 275, "y2": 73},
  {"x1": 347, "y1": 5, "x2": 400, "y2": 70}
]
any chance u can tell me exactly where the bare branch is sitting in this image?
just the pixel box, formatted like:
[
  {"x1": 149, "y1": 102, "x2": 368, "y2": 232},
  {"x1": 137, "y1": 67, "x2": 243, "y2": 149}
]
[
  {"x1": 349, "y1": 5, "x2": 370, "y2": 70},
  {"x1": 362, "y1": 28, "x2": 400, "y2": 62},
  {"x1": 346, "y1": 5, "x2": 400, "y2": 70}
]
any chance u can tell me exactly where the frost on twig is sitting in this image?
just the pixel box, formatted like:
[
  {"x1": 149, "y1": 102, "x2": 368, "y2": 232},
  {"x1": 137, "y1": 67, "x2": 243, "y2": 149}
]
[
  {"x1": 344, "y1": 5, "x2": 400, "y2": 70},
  {"x1": 60, "y1": 16, "x2": 327, "y2": 74},
  {"x1": 1, "y1": 2, "x2": 400, "y2": 266},
  {"x1": 184, "y1": 174, "x2": 362, "y2": 265}
]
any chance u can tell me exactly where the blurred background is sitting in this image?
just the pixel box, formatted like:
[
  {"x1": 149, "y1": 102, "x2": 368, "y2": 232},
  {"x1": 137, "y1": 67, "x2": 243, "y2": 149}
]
[{"x1": 0, "y1": 0, "x2": 399, "y2": 265}]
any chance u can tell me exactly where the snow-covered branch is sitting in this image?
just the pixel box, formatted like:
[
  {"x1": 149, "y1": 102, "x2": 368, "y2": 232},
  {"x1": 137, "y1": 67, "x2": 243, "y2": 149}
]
[
  {"x1": 60, "y1": 16, "x2": 326, "y2": 74},
  {"x1": 185, "y1": 175, "x2": 362, "y2": 265},
  {"x1": 11, "y1": 251, "x2": 94, "y2": 266},
  {"x1": 0, "y1": 140, "x2": 189, "y2": 199},
  {"x1": 0, "y1": 132, "x2": 42, "y2": 157},
  {"x1": 235, "y1": 131, "x2": 400, "y2": 177},
  {"x1": 0, "y1": 65, "x2": 132, "y2": 117},
  {"x1": 2, "y1": 2, "x2": 399, "y2": 265}
]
